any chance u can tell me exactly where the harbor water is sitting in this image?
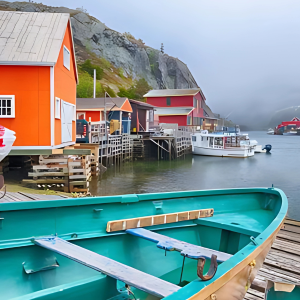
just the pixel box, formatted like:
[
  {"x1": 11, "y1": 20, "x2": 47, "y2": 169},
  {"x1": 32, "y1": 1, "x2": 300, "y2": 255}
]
[{"x1": 90, "y1": 131, "x2": 300, "y2": 220}]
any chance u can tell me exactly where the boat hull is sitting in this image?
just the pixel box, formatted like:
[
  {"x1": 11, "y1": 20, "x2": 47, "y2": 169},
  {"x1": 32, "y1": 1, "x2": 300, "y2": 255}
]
[
  {"x1": 194, "y1": 221, "x2": 282, "y2": 300},
  {"x1": 0, "y1": 188, "x2": 287, "y2": 300},
  {"x1": 192, "y1": 146, "x2": 254, "y2": 158}
]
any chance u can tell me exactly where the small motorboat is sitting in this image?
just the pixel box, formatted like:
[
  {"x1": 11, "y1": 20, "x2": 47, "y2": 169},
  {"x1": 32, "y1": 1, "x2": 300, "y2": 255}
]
[
  {"x1": 267, "y1": 128, "x2": 274, "y2": 135},
  {"x1": 0, "y1": 187, "x2": 288, "y2": 300},
  {"x1": 249, "y1": 140, "x2": 267, "y2": 153},
  {"x1": 0, "y1": 125, "x2": 16, "y2": 162},
  {"x1": 192, "y1": 131, "x2": 255, "y2": 158}
]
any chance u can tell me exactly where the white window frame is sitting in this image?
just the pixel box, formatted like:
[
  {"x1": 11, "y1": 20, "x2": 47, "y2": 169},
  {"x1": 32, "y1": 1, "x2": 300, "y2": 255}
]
[
  {"x1": 72, "y1": 105, "x2": 76, "y2": 121},
  {"x1": 0, "y1": 95, "x2": 15, "y2": 118},
  {"x1": 55, "y1": 97, "x2": 60, "y2": 119},
  {"x1": 77, "y1": 112, "x2": 86, "y2": 120},
  {"x1": 63, "y1": 46, "x2": 70, "y2": 71}
]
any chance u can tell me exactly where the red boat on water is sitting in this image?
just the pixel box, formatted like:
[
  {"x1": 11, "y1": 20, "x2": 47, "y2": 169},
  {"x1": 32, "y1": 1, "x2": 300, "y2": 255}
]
[{"x1": 274, "y1": 117, "x2": 300, "y2": 135}]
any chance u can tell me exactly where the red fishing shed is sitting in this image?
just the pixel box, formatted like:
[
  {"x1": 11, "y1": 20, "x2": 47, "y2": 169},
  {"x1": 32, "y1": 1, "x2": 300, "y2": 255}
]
[{"x1": 144, "y1": 89, "x2": 217, "y2": 130}]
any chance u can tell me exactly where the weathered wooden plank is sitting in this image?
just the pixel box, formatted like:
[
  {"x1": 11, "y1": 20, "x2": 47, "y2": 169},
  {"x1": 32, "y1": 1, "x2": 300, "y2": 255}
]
[
  {"x1": 246, "y1": 288, "x2": 264, "y2": 298},
  {"x1": 127, "y1": 228, "x2": 232, "y2": 262},
  {"x1": 285, "y1": 219, "x2": 300, "y2": 227},
  {"x1": 6, "y1": 192, "x2": 33, "y2": 201},
  {"x1": 259, "y1": 266, "x2": 300, "y2": 283},
  {"x1": 22, "y1": 179, "x2": 67, "y2": 184},
  {"x1": 277, "y1": 231, "x2": 300, "y2": 243},
  {"x1": 29, "y1": 172, "x2": 69, "y2": 177},
  {"x1": 268, "y1": 249, "x2": 300, "y2": 264},
  {"x1": 282, "y1": 224, "x2": 300, "y2": 234},
  {"x1": 33, "y1": 164, "x2": 68, "y2": 170},
  {"x1": 34, "y1": 237, "x2": 181, "y2": 298},
  {"x1": 107, "y1": 209, "x2": 214, "y2": 232}
]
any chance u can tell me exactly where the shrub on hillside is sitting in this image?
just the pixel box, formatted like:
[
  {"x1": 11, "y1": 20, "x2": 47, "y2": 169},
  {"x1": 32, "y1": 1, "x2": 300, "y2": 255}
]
[
  {"x1": 118, "y1": 78, "x2": 151, "y2": 100},
  {"x1": 80, "y1": 59, "x2": 104, "y2": 80},
  {"x1": 77, "y1": 72, "x2": 103, "y2": 98}
]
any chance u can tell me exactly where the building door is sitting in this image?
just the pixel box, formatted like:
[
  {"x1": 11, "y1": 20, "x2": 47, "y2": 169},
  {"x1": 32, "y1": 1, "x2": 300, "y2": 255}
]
[{"x1": 61, "y1": 101, "x2": 73, "y2": 143}]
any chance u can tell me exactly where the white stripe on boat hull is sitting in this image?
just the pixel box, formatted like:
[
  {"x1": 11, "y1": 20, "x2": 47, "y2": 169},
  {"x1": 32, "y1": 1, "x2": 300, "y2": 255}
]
[{"x1": 192, "y1": 146, "x2": 254, "y2": 158}]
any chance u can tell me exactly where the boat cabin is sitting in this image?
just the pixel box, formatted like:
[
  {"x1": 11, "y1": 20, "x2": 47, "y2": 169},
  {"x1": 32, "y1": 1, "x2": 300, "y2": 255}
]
[{"x1": 192, "y1": 132, "x2": 250, "y2": 149}]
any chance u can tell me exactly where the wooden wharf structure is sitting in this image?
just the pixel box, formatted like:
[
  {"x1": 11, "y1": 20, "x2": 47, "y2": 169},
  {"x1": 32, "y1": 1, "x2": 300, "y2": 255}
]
[{"x1": 245, "y1": 218, "x2": 300, "y2": 299}]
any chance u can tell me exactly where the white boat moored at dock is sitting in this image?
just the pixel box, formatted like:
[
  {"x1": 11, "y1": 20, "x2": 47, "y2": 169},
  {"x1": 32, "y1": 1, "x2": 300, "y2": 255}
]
[{"x1": 192, "y1": 131, "x2": 255, "y2": 158}]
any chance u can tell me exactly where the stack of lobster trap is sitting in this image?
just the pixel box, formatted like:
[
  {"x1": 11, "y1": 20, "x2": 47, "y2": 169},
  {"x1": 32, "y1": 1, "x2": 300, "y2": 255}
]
[{"x1": 26, "y1": 153, "x2": 98, "y2": 193}]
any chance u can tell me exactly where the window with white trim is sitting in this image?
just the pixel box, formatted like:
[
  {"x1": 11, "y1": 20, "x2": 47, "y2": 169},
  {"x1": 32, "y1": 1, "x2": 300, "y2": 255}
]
[
  {"x1": 63, "y1": 46, "x2": 70, "y2": 70},
  {"x1": 55, "y1": 97, "x2": 60, "y2": 119},
  {"x1": 0, "y1": 96, "x2": 15, "y2": 118},
  {"x1": 77, "y1": 112, "x2": 86, "y2": 120}
]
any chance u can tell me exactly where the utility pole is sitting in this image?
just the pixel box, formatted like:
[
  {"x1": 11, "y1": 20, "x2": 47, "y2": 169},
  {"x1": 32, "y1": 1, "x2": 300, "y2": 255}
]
[
  {"x1": 104, "y1": 91, "x2": 111, "y2": 141},
  {"x1": 93, "y1": 69, "x2": 96, "y2": 98}
]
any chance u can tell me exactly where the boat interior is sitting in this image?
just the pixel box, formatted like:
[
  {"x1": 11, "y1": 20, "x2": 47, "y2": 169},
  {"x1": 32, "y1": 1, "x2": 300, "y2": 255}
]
[{"x1": 0, "y1": 188, "x2": 285, "y2": 300}]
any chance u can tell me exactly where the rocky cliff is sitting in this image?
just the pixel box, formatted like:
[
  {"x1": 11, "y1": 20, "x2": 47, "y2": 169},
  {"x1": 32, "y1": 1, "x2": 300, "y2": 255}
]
[{"x1": 0, "y1": 1, "x2": 198, "y2": 91}]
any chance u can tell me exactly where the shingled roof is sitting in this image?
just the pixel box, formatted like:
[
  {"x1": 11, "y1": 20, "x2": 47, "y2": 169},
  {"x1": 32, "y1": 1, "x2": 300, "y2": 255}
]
[{"x1": 0, "y1": 11, "x2": 71, "y2": 65}]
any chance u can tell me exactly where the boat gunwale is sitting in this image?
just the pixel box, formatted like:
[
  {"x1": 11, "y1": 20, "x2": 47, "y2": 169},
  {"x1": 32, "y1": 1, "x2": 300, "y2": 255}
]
[{"x1": 0, "y1": 187, "x2": 283, "y2": 211}]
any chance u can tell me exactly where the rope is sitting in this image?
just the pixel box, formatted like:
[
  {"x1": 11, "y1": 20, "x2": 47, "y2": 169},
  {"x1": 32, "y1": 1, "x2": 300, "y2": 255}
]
[{"x1": 245, "y1": 260, "x2": 256, "y2": 291}]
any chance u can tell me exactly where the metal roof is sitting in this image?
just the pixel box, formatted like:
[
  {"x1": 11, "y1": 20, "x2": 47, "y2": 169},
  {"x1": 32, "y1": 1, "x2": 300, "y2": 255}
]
[
  {"x1": 76, "y1": 98, "x2": 132, "y2": 112},
  {"x1": 144, "y1": 89, "x2": 201, "y2": 98},
  {"x1": 0, "y1": 11, "x2": 70, "y2": 65},
  {"x1": 128, "y1": 99, "x2": 156, "y2": 109},
  {"x1": 202, "y1": 100, "x2": 217, "y2": 119},
  {"x1": 154, "y1": 107, "x2": 195, "y2": 116}
]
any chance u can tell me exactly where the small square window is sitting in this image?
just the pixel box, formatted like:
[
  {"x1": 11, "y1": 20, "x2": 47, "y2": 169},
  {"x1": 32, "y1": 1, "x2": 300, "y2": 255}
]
[
  {"x1": 77, "y1": 112, "x2": 86, "y2": 120},
  {"x1": 166, "y1": 97, "x2": 171, "y2": 106},
  {"x1": 55, "y1": 98, "x2": 60, "y2": 119},
  {"x1": 63, "y1": 46, "x2": 70, "y2": 70},
  {"x1": 0, "y1": 95, "x2": 15, "y2": 118}
]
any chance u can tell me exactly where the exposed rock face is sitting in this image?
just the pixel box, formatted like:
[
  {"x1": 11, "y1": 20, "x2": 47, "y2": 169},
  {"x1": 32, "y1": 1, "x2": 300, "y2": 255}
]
[{"x1": 0, "y1": 1, "x2": 198, "y2": 89}]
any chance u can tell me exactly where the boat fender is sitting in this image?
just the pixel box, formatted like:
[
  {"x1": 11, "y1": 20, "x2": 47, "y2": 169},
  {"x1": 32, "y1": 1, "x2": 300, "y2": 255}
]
[{"x1": 197, "y1": 254, "x2": 218, "y2": 281}]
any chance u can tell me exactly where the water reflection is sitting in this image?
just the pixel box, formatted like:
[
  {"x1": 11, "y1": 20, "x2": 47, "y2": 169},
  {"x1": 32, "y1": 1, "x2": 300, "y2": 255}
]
[{"x1": 90, "y1": 132, "x2": 300, "y2": 220}]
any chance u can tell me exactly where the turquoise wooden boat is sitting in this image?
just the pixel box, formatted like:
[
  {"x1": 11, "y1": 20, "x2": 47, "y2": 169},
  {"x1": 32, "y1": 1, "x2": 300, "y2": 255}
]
[{"x1": 0, "y1": 187, "x2": 287, "y2": 300}]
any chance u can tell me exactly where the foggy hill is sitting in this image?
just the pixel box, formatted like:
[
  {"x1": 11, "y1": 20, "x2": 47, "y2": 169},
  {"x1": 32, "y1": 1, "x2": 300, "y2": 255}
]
[
  {"x1": 0, "y1": 1, "x2": 199, "y2": 92},
  {"x1": 268, "y1": 106, "x2": 300, "y2": 128}
]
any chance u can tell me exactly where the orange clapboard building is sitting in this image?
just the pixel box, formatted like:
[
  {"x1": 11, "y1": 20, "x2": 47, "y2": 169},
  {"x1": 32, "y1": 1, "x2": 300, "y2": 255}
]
[{"x1": 0, "y1": 11, "x2": 78, "y2": 149}]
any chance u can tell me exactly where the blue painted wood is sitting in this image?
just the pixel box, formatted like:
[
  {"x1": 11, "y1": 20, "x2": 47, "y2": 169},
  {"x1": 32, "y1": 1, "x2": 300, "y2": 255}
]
[
  {"x1": 126, "y1": 228, "x2": 232, "y2": 262},
  {"x1": 34, "y1": 236, "x2": 181, "y2": 298}
]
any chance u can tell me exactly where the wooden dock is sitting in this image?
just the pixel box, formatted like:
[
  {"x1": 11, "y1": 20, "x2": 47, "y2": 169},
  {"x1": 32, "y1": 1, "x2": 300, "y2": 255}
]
[
  {"x1": 0, "y1": 191, "x2": 69, "y2": 202},
  {"x1": 245, "y1": 218, "x2": 300, "y2": 299}
]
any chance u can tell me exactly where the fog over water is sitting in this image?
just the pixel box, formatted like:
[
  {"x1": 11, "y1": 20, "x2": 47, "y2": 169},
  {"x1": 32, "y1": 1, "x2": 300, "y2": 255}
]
[{"x1": 33, "y1": 0, "x2": 300, "y2": 128}]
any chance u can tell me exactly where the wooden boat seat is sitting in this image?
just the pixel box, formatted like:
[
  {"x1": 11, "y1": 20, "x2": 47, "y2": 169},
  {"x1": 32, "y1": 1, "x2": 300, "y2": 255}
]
[
  {"x1": 126, "y1": 228, "x2": 232, "y2": 262},
  {"x1": 33, "y1": 236, "x2": 181, "y2": 298}
]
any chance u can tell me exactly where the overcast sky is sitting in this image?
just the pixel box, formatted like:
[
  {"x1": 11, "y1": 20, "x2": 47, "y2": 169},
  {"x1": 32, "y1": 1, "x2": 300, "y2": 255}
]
[{"x1": 17, "y1": 0, "x2": 300, "y2": 126}]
